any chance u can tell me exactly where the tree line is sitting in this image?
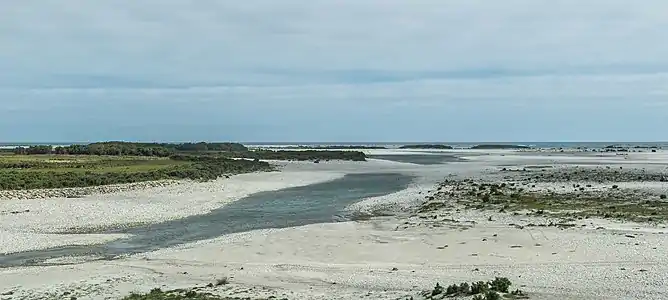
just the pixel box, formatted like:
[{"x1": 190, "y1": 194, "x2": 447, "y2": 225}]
[
  {"x1": 10, "y1": 142, "x2": 367, "y2": 161},
  {"x1": 12, "y1": 142, "x2": 249, "y2": 157},
  {"x1": 234, "y1": 150, "x2": 367, "y2": 161}
]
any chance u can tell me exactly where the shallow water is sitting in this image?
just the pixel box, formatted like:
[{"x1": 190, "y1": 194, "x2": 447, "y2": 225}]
[
  {"x1": 0, "y1": 173, "x2": 413, "y2": 268},
  {"x1": 369, "y1": 154, "x2": 462, "y2": 165}
]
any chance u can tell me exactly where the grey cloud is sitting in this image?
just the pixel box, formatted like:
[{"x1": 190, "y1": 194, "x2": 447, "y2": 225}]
[
  {"x1": 1, "y1": 1, "x2": 668, "y2": 141},
  {"x1": 2, "y1": 0, "x2": 668, "y2": 88}
]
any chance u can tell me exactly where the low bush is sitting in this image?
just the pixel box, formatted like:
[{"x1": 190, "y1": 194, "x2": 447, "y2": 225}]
[
  {"x1": 433, "y1": 277, "x2": 519, "y2": 299},
  {"x1": 0, "y1": 156, "x2": 274, "y2": 190},
  {"x1": 490, "y1": 277, "x2": 512, "y2": 293},
  {"x1": 431, "y1": 283, "x2": 444, "y2": 296},
  {"x1": 234, "y1": 149, "x2": 367, "y2": 161},
  {"x1": 485, "y1": 291, "x2": 502, "y2": 300},
  {"x1": 471, "y1": 281, "x2": 489, "y2": 294}
]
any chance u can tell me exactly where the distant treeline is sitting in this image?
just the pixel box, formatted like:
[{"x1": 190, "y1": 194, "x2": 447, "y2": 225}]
[
  {"x1": 605, "y1": 145, "x2": 659, "y2": 149},
  {"x1": 9, "y1": 142, "x2": 367, "y2": 161},
  {"x1": 11, "y1": 142, "x2": 248, "y2": 157},
  {"x1": 399, "y1": 144, "x2": 453, "y2": 149},
  {"x1": 470, "y1": 144, "x2": 531, "y2": 149},
  {"x1": 295, "y1": 145, "x2": 387, "y2": 150},
  {"x1": 236, "y1": 150, "x2": 367, "y2": 161}
]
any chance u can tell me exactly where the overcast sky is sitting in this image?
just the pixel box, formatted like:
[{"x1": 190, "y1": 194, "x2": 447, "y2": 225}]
[{"x1": 1, "y1": 0, "x2": 667, "y2": 142}]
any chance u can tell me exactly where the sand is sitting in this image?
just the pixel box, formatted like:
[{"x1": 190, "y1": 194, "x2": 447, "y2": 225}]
[
  {"x1": 2, "y1": 151, "x2": 668, "y2": 299},
  {"x1": 0, "y1": 232, "x2": 131, "y2": 256},
  {"x1": 4, "y1": 214, "x2": 667, "y2": 300}
]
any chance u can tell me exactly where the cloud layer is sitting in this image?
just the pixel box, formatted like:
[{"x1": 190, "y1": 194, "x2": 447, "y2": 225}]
[{"x1": 2, "y1": 0, "x2": 667, "y2": 142}]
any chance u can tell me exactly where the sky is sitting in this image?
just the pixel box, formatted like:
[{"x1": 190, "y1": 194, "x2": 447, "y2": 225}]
[{"x1": 1, "y1": 0, "x2": 667, "y2": 142}]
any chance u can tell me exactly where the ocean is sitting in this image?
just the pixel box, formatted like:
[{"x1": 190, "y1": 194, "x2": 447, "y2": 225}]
[
  {"x1": 1, "y1": 141, "x2": 667, "y2": 149},
  {"x1": 242, "y1": 142, "x2": 668, "y2": 149}
]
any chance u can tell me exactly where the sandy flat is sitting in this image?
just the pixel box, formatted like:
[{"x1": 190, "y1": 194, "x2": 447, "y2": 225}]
[{"x1": 3, "y1": 214, "x2": 667, "y2": 300}]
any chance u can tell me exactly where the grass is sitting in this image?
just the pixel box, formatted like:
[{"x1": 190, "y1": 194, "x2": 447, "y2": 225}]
[
  {"x1": 489, "y1": 192, "x2": 668, "y2": 222},
  {"x1": 0, "y1": 154, "x2": 273, "y2": 190}
]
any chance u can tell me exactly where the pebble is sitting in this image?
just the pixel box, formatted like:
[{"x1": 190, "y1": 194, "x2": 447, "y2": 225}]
[{"x1": 0, "y1": 180, "x2": 181, "y2": 200}]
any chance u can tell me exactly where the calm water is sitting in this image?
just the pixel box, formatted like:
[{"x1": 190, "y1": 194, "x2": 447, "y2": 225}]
[
  {"x1": 0, "y1": 173, "x2": 413, "y2": 268},
  {"x1": 3, "y1": 142, "x2": 667, "y2": 149},
  {"x1": 244, "y1": 142, "x2": 668, "y2": 149},
  {"x1": 369, "y1": 154, "x2": 462, "y2": 165}
]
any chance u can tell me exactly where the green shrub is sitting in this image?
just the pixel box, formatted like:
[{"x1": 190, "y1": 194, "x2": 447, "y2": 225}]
[
  {"x1": 471, "y1": 281, "x2": 489, "y2": 294},
  {"x1": 458, "y1": 282, "x2": 471, "y2": 295},
  {"x1": 481, "y1": 194, "x2": 491, "y2": 202},
  {"x1": 184, "y1": 291, "x2": 197, "y2": 297},
  {"x1": 485, "y1": 291, "x2": 502, "y2": 300},
  {"x1": 446, "y1": 284, "x2": 459, "y2": 295},
  {"x1": 431, "y1": 283, "x2": 444, "y2": 296},
  {"x1": 426, "y1": 277, "x2": 521, "y2": 300},
  {"x1": 0, "y1": 156, "x2": 274, "y2": 190},
  {"x1": 121, "y1": 289, "x2": 240, "y2": 299},
  {"x1": 490, "y1": 277, "x2": 512, "y2": 293},
  {"x1": 509, "y1": 289, "x2": 529, "y2": 299}
]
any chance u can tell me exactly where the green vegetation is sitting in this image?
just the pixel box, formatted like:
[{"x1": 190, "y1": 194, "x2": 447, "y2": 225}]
[
  {"x1": 426, "y1": 277, "x2": 526, "y2": 300},
  {"x1": 0, "y1": 142, "x2": 369, "y2": 190},
  {"x1": 234, "y1": 149, "x2": 366, "y2": 161},
  {"x1": 294, "y1": 145, "x2": 387, "y2": 149},
  {"x1": 113, "y1": 278, "x2": 524, "y2": 300},
  {"x1": 429, "y1": 178, "x2": 668, "y2": 223},
  {"x1": 471, "y1": 144, "x2": 531, "y2": 150},
  {"x1": 121, "y1": 288, "x2": 278, "y2": 300},
  {"x1": 0, "y1": 154, "x2": 272, "y2": 190},
  {"x1": 13, "y1": 142, "x2": 248, "y2": 156},
  {"x1": 518, "y1": 167, "x2": 668, "y2": 183},
  {"x1": 399, "y1": 144, "x2": 453, "y2": 149},
  {"x1": 10, "y1": 142, "x2": 367, "y2": 161}
]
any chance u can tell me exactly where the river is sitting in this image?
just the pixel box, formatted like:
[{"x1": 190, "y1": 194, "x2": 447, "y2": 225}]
[{"x1": 0, "y1": 173, "x2": 413, "y2": 268}]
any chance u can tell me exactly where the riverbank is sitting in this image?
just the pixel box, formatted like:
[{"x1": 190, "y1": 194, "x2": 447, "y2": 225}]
[{"x1": 0, "y1": 180, "x2": 183, "y2": 200}]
